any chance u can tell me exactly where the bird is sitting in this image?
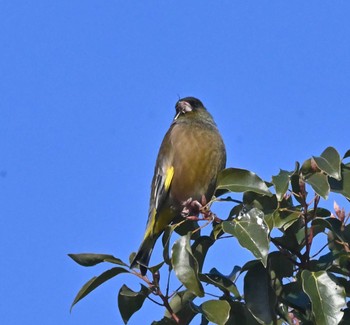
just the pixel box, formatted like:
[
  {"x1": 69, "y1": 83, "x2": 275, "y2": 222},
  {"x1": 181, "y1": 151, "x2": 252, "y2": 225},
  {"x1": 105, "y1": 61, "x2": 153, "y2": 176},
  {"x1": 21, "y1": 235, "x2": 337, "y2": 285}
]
[{"x1": 130, "y1": 97, "x2": 226, "y2": 275}]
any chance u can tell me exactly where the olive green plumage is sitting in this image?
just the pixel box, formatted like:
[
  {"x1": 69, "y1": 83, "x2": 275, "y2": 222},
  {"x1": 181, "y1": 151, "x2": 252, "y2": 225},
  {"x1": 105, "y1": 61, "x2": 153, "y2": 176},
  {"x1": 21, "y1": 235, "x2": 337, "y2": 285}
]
[{"x1": 131, "y1": 97, "x2": 226, "y2": 275}]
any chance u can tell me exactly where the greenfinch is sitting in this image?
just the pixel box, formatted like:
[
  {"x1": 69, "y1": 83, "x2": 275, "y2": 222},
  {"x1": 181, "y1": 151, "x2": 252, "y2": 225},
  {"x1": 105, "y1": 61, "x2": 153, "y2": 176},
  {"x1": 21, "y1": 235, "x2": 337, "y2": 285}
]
[{"x1": 131, "y1": 97, "x2": 226, "y2": 275}]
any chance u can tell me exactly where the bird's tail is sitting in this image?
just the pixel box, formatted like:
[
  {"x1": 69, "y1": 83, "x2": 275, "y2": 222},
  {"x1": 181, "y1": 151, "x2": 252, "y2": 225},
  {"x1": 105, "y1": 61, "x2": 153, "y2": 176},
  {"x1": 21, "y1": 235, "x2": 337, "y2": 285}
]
[{"x1": 130, "y1": 235, "x2": 157, "y2": 276}]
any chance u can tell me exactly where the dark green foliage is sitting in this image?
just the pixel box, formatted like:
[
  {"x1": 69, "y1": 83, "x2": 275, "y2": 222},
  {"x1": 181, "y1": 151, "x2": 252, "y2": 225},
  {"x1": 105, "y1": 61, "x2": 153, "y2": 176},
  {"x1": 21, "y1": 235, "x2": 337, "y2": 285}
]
[{"x1": 69, "y1": 147, "x2": 350, "y2": 324}]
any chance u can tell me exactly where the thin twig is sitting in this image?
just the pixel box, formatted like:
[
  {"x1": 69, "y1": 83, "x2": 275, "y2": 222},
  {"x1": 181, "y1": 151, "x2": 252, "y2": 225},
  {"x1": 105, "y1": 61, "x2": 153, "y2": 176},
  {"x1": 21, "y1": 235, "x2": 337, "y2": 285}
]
[
  {"x1": 311, "y1": 237, "x2": 330, "y2": 258},
  {"x1": 165, "y1": 267, "x2": 171, "y2": 298},
  {"x1": 152, "y1": 271, "x2": 180, "y2": 324}
]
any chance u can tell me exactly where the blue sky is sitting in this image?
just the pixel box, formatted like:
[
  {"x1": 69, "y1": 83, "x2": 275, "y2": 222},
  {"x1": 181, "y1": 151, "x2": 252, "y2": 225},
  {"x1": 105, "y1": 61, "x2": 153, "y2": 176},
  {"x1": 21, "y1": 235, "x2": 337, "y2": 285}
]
[{"x1": 1, "y1": 1, "x2": 350, "y2": 324}]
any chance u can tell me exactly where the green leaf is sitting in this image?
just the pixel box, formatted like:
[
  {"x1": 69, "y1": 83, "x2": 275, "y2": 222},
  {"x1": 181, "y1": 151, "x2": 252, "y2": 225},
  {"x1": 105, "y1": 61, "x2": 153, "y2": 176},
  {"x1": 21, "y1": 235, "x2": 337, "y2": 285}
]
[
  {"x1": 312, "y1": 217, "x2": 344, "y2": 242},
  {"x1": 310, "y1": 207, "x2": 331, "y2": 218},
  {"x1": 226, "y1": 301, "x2": 261, "y2": 325},
  {"x1": 335, "y1": 277, "x2": 350, "y2": 297},
  {"x1": 244, "y1": 262, "x2": 276, "y2": 324},
  {"x1": 273, "y1": 207, "x2": 302, "y2": 230},
  {"x1": 268, "y1": 251, "x2": 294, "y2": 278},
  {"x1": 240, "y1": 259, "x2": 262, "y2": 273},
  {"x1": 329, "y1": 163, "x2": 350, "y2": 200},
  {"x1": 243, "y1": 192, "x2": 277, "y2": 210},
  {"x1": 243, "y1": 192, "x2": 278, "y2": 230},
  {"x1": 162, "y1": 225, "x2": 176, "y2": 266},
  {"x1": 191, "y1": 236, "x2": 214, "y2": 273},
  {"x1": 301, "y1": 270, "x2": 346, "y2": 325},
  {"x1": 216, "y1": 168, "x2": 273, "y2": 197},
  {"x1": 282, "y1": 281, "x2": 310, "y2": 311},
  {"x1": 291, "y1": 173, "x2": 303, "y2": 204},
  {"x1": 171, "y1": 233, "x2": 204, "y2": 297},
  {"x1": 200, "y1": 300, "x2": 231, "y2": 325},
  {"x1": 305, "y1": 172, "x2": 330, "y2": 199},
  {"x1": 70, "y1": 267, "x2": 129, "y2": 310},
  {"x1": 272, "y1": 234, "x2": 300, "y2": 256},
  {"x1": 312, "y1": 147, "x2": 341, "y2": 180},
  {"x1": 339, "y1": 308, "x2": 350, "y2": 324},
  {"x1": 199, "y1": 271, "x2": 241, "y2": 298},
  {"x1": 309, "y1": 252, "x2": 336, "y2": 271},
  {"x1": 164, "y1": 290, "x2": 197, "y2": 321},
  {"x1": 226, "y1": 265, "x2": 242, "y2": 282},
  {"x1": 68, "y1": 253, "x2": 128, "y2": 267},
  {"x1": 272, "y1": 169, "x2": 293, "y2": 201},
  {"x1": 301, "y1": 158, "x2": 317, "y2": 176},
  {"x1": 118, "y1": 284, "x2": 150, "y2": 324},
  {"x1": 222, "y1": 208, "x2": 269, "y2": 267},
  {"x1": 338, "y1": 253, "x2": 350, "y2": 274},
  {"x1": 148, "y1": 261, "x2": 165, "y2": 274}
]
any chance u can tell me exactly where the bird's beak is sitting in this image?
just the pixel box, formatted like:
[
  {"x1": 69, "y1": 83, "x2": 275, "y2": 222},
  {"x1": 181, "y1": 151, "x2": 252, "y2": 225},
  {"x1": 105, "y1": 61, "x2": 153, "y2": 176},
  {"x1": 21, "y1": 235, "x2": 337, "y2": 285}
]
[{"x1": 174, "y1": 101, "x2": 192, "y2": 120}]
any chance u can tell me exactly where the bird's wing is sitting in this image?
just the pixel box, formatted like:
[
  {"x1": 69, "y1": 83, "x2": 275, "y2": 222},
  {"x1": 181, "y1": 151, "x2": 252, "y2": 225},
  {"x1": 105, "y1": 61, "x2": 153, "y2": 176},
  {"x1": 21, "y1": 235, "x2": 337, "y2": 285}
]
[
  {"x1": 154, "y1": 165, "x2": 174, "y2": 211},
  {"x1": 144, "y1": 165, "x2": 174, "y2": 239}
]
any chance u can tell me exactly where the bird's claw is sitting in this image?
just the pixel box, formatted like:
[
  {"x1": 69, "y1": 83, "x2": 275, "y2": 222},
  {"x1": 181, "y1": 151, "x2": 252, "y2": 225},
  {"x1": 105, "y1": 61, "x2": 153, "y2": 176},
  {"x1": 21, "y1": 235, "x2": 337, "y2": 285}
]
[{"x1": 181, "y1": 196, "x2": 210, "y2": 220}]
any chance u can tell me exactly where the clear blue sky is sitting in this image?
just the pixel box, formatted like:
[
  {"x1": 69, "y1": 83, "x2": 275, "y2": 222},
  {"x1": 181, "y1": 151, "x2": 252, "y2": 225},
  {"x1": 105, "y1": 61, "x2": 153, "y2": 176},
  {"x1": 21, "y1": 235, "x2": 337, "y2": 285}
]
[{"x1": 1, "y1": 1, "x2": 350, "y2": 324}]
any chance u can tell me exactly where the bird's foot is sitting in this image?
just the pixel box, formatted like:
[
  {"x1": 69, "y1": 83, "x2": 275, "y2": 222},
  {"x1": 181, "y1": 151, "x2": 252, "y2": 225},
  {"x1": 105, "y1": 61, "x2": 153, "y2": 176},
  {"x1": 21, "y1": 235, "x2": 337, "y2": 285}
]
[
  {"x1": 181, "y1": 197, "x2": 201, "y2": 219},
  {"x1": 182, "y1": 196, "x2": 213, "y2": 221},
  {"x1": 181, "y1": 196, "x2": 223, "y2": 223}
]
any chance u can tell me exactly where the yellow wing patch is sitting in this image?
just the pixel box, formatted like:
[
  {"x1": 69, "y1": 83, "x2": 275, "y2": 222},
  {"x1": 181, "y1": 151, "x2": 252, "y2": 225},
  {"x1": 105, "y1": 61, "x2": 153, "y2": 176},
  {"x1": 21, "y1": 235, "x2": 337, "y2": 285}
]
[
  {"x1": 144, "y1": 166, "x2": 174, "y2": 239},
  {"x1": 144, "y1": 208, "x2": 157, "y2": 239},
  {"x1": 164, "y1": 166, "x2": 174, "y2": 191}
]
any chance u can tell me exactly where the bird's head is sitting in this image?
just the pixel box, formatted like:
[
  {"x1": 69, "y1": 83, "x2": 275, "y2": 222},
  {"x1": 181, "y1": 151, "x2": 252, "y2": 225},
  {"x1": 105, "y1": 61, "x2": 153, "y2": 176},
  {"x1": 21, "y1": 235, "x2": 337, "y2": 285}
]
[{"x1": 174, "y1": 97, "x2": 207, "y2": 120}]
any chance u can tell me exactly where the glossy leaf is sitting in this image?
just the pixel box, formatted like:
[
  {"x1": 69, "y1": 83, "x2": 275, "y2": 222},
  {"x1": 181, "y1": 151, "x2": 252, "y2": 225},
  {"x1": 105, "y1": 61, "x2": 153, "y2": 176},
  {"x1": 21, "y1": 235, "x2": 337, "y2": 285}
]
[
  {"x1": 227, "y1": 265, "x2": 242, "y2": 282},
  {"x1": 171, "y1": 233, "x2": 204, "y2": 297},
  {"x1": 240, "y1": 259, "x2": 262, "y2": 273},
  {"x1": 209, "y1": 266, "x2": 242, "y2": 283},
  {"x1": 162, "y1": 225, "x2": 177, "y2": 266},
  {"x1": 200, "y1": 300, "x2": 231, "y2": 325},
  {"x1": 244, "y1": 262, "x2": 276, "y2": 324},
  {"x1": 282, "y1": 281, "x2": 310, "y2": 311},
  {"x1": 216, "y1": 168, "x2": 273, "y2": 197},
  {"x1": 272, "y1": 232, "x2": 302, "y2": 260},
  {"x1": 344, "y1": 150, "x2": 350, "y2": 159},
  {"x1": 329, "y1": 163, "x2": 350, "y2": 200},
  {"x1": 222, "y1": 208, "x2": 269, "y2": 267},
  {"x1": 268, "y1": 251, "x2": 294, "y2": 278},
  {"x1": 164, "y1": 290, "x2": 196, "y2": 322},
  {"x1": 340, "y1": 309, "x2": 350, "y2": 324},
  {"x1": 226, "y1": 301, "x2": 261, "y2": 325},
  {"x1": 191, "y1": 236, "x2": 214, "y2": 273},
  {"x1": 310, "y1": 252, "x2": 336, "y2": 271},
  {"x1": 243, "y1": 192, "x2": 278, "y2": 230},
  {"x1": 148, "y1": 261, "x2": 164, "y2": 274},
  {"x1": 71, "y1": 267, "x2": 129, "y2": 310},
  {"x1": 68, "y1": 253, "x2": 127, "y2": 267},
  {"x1": 118, "y1": 284, "x2": 150, "y2": 324},
  {"x1": 335, "y1": 277, "x2": 350, "y2": 297},
  {"x1": 301, "y1": 270, "x2": 346, "y2": 325},
  {"x1": 312, "y1": 217, "x2": 344, "y2": 242},
  {"x1": 301, "y1": 158, "x2": 321, "y2": 180},
  {"x1": 199, "y1": 271, "x2": 241, "y2": 298},
  {"x1": 272, "y1": 169, "x2": 293, "y2": 201},
  {"x1": 273, "y1": 207, "x2": 301, "y2": 230},
  {"x1": 305, "y1": 172, "x2": 330, "y2": 199},
  {"x1": 310, "y1": 207, "x2": 331, "y2": 218},
  {"x1": 291, "y1": 173, "x2": 303, "y2": 204},
  {"x1": 312, "y1": 146, "x2": 341, "y2": 180}
]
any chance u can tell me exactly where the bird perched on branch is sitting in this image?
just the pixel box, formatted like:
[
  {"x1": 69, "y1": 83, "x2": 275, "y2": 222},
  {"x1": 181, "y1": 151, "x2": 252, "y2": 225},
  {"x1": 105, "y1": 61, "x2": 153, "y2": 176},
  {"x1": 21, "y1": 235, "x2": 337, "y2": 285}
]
[{"x1": 131, "y1": 97, "x2": 226, "y2": 275}]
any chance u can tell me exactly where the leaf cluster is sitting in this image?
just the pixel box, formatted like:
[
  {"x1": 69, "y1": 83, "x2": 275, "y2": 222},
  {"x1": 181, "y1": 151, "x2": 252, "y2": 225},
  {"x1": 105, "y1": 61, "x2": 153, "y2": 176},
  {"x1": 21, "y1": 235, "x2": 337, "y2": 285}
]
[{"x1": 69, "y1": 147, "x2": 350, "y2": 325}]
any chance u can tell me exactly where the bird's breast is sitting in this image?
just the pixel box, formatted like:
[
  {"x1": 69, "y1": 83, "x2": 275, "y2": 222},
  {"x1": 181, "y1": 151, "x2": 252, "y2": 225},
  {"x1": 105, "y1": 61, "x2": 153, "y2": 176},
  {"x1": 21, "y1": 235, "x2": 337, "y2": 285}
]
[{"x1": 168, "y1": 122, "x2": 225, "y2": 205}]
